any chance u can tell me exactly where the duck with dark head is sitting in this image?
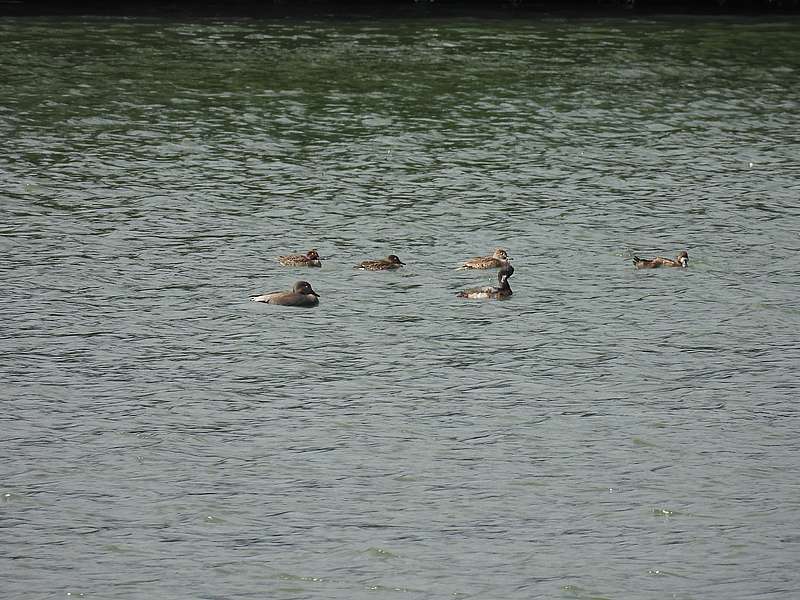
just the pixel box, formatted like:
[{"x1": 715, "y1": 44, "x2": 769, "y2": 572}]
[
  {"x1": 457, "y1": 264, "x2": 514, "y2": 300},
  {"x1": 633, "y1": 250, "x2": 688, "y2": 269},
  {"x1": 250, "y1": 281, "x2": 320, "y2": 307}
]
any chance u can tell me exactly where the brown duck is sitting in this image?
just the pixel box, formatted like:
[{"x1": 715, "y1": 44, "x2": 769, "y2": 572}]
[
  {"x1": 278, "y1": 249, "x2": 322, "y2": 267},
  {"x1": 355, "y1": 255, "x2": 405, "y2": 271},
  {"x1": 633, "y1": 251, "x2": 689, "y2": 269},
  {"x1": 457, "y1": 248, "x2": 510, "y2": 270}
]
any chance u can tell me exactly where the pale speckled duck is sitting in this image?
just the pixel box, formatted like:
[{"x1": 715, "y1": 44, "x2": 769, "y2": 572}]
[
  {"x1": 250, "y1": 281, "x2": 320, "y2": 307},
  {"x1": 633, "y1": 250, "x2": 689, "y2": 269},
  {"x1": 457, "y1": 265, "x2": 514, "y2": 300},
  {"x1": 457, "y1": 248, "x2": 510, "y2": 270},
  {"x1": 278, "y1": 249, "x2": 322, "y2": 268},
  {"x1": 355, "y1": 254, "x2": 405, "y2": 271}
]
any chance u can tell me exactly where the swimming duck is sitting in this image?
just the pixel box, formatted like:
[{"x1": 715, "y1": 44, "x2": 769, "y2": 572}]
[
  {"x1": 250, "y1": 281, "x2": 320, "y2": 307},
  {"x1": 633, "y1": 250, "x2": 689, "y2": 269},
  {"x1": 278, "y1": 249, "x2": 322, "y2": 267},
  {"x1": 355, "y1": 255, "x2": 405, "y2": 271},
  {"x1": 457, "y1": 248, "x2": 510, "y2": 270},
  {"x1": 457, "y1": 265, "x2": 514, "y2": 300}
]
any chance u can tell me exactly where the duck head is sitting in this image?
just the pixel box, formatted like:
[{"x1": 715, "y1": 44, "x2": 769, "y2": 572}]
[
  {"x1": 497, "y1": 264, "x2": 514, "y2": 283},
  {"x1": 387, "y1": 255, "x2": 405, "y2": 265},
  {"x1": 294, "y1": 281, "x2": 320, "y2": 297}
]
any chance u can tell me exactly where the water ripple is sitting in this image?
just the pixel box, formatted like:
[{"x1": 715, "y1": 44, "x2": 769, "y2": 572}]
[{"x1": 2, "y1": 15, "x2": 800, "y2": 600}]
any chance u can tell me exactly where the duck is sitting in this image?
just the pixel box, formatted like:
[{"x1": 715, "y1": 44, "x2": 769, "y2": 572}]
[
  {"x1": 457, "y1": 264, "x2": 514, "y2": 300},
  {"x1": 633, "y1": 250, "x2": 689, "y2": 269},
  {"x1": 457, "y1": 248, "x2": 510, "y2": 270},
  {"x1": 278, "y1": 249, "x2": 322, "y2": 267},
  {"x1": 250, "y1": 281, "x2": 320, "y2": 307},
  {"x1": 355, "y1": 255, "x2": 405, "y2": 271}
]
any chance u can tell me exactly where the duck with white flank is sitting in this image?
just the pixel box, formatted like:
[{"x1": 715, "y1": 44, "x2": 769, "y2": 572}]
[
  {"x1": 457, "y1": 265, "x2": 514, "y2": 300},
  {"x1": 250, "y1": 281, "x2": 320, "y2": 307}
]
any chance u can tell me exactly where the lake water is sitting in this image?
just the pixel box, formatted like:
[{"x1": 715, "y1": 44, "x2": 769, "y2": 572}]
[{"x1": 2, "y1": 14, "x2": 799, "y2": 600}]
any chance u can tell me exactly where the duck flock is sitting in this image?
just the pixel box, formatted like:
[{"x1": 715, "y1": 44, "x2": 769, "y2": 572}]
[{"x1": 249, "y1": 247, "x2": 689, "y2": 308}]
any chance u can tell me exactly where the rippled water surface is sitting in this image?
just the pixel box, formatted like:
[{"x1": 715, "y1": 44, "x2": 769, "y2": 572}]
[{"x1": 2, "y1": 15, "x2": 800, "y2": 599}]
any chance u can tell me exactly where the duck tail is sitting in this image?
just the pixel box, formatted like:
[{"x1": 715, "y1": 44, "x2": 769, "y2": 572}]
[{"x1": 632, "y1": 256, "x2": 641, "y2": 264}]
